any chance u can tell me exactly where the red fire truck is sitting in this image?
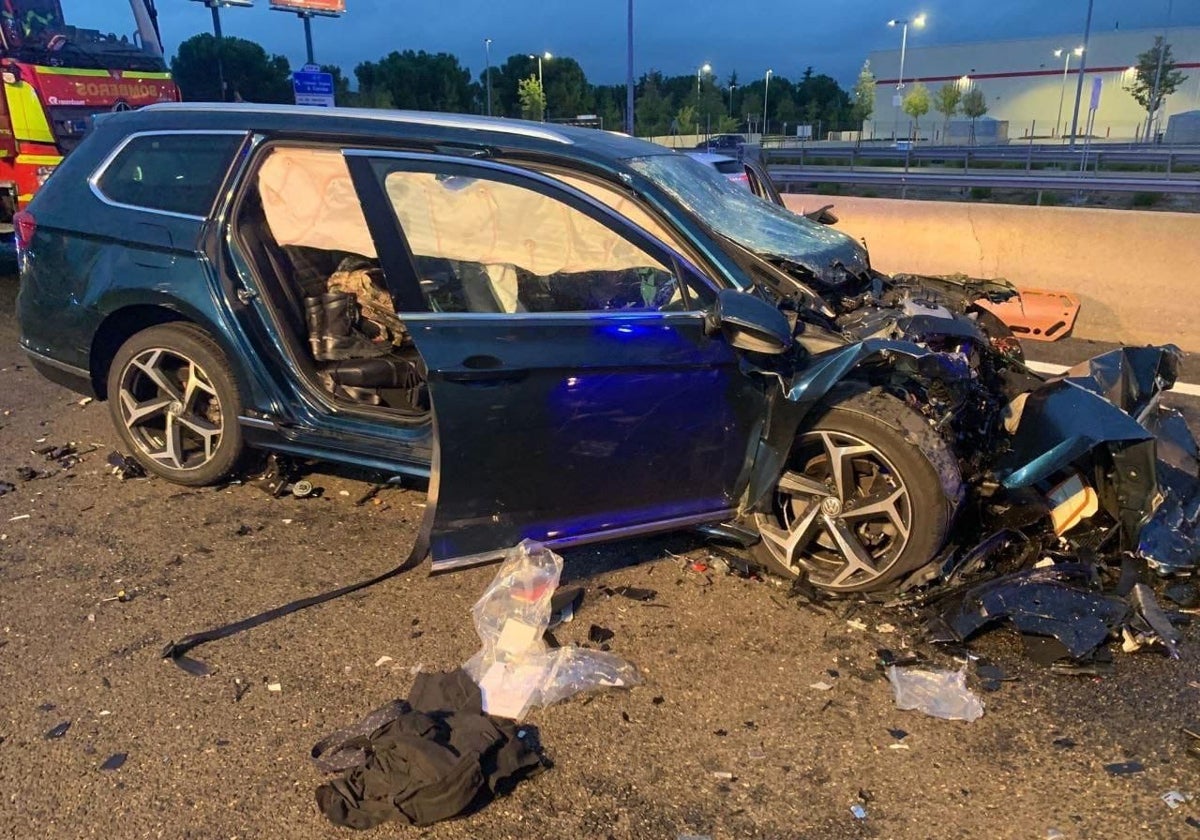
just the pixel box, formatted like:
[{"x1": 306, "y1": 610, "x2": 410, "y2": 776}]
[{"x1": 0, "y1": 0, "x2": 179, "y2": 218}]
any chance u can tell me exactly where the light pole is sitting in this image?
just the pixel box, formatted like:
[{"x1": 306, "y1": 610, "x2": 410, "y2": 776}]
[
  {"x1": 626, "y1": 0, "x2": 634, "y2": 135},
  {"x1": 888, "y1": 13, "x2": 926, "y2": 142},
  {"x1": 728, "y1": 81, "x2": 737, "y2": 117},
  {"x1": 1069, "y1": 0, "x2": 1094, "y2": 148},
  {"x1": 696, "y1": 62, "x2": 711, "y2": 136},
  {"x1": 763, "y1": 69, "x2": 773, "y2": 138},
  {"x1": 1053, "y1": 47, "x2": 1083, "y2": 138},
  {"x1": 485, "y1": 38, "x2": 493, "y2": 117},
  {"x1": 529, "y1": 52, "x2": 552, "y2": 120}
]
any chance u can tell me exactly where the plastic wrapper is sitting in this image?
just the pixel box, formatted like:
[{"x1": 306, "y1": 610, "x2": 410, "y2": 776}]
[
  {"x1": 886, "y1": 666, "x2": 984, "y2": 722},
  {"x1": 464, "y1": 541, "x2": 641, "y2": 720}
]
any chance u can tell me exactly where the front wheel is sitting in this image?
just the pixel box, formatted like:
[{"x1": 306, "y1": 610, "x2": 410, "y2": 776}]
[
  {"x1": 106, "y1": 323, "x2": 245, "y2": 486},
  {"x1": 752, "y1": 387, "x2": 962, "y2": 593}
]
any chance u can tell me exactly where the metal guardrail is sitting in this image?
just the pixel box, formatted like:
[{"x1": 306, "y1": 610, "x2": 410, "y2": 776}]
[
  {"x1": 762, "y1": 143, "x2": 1200, "y2": 176},
  {"x1": 766, "y1": 164, "x2": 1200, "y2": 195}
]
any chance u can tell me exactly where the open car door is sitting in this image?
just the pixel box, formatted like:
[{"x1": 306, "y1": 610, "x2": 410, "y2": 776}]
[{"x1": 346, "y1": 152, "x2": 770, "y2": 570}]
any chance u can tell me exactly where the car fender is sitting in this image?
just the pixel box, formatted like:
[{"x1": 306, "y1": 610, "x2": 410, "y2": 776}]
[{"x1": 740, "y1": 339, "x2": 956, "y2": 514}]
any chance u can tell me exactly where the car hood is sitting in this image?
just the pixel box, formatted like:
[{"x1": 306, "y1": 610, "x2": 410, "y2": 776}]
[{"x1": 627, "y1": 153, "x2": 871, "y2": 287}]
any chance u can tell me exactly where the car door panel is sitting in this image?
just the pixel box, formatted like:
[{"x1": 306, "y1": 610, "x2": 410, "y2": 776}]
[{"x1": 347, "y1": 152, "x2": 768, "y2": 567}]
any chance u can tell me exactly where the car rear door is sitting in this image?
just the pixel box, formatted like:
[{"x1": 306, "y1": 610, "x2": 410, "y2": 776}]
[{"x1": 346, "y1": 151, "x2": 768, "y2": 570}]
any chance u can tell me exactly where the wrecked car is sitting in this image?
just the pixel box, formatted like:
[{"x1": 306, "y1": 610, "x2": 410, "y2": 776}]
[{"x1": 15, "y1": 104, "x2": 1198, "y2": 593}]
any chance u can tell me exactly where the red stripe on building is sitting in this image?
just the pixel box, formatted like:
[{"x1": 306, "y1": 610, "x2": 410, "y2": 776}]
[{"x1": 878, "y1": 62, "x2": 1200, "y2": 86}]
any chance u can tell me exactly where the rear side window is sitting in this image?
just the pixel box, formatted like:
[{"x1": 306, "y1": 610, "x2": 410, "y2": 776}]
[
  {"x1": 713, "y1": 160, "x2": 742, "y2": 174},
  {"x1": 95, "y1": 133, "x2": 244, "y2": 217}
]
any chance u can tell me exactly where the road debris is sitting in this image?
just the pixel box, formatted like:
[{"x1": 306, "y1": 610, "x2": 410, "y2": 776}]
[
  {"x1": 1162, "y1": 791, "x2": 1192, "y2": 810},
  {"x1": 0, "y1": 481, "x2": 14, "y2": 497},
  {"x1": 465, "y1": 541, "x2": 641, "y2": 721},
  {"x1": 886, "y1": 666, "x2": 984, "y2": 722},
  {"x1": 44, "y1": 721, "x2": 70, "y2": 739},
  {"x1": 373, "y1": 656, "x2": 394, "y2": 668},
  {"x1": 311, "y1": 668, "x2": 544, "y2": 829},
  {"x1": 99, "y1": 753, "x2": 127, "y2": 771},
  {"x1": 106, "y1": 451, "x2": 146, "y2": 480},
  {"x1": 1103, "y1": 761, "x2": 1145, "y2": 776},
  {"x1": 850, "y1": 804, "x2": 868, "y2": 820}
]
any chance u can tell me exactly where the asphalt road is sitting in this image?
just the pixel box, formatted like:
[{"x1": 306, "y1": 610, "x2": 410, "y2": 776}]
[{"x1": 1, "y1": 276, "x2": 1198, "y2": 840}]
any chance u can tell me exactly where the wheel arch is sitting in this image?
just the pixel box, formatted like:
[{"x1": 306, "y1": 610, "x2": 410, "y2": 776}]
[
  {"x1": 88, "y1": 297, "x2": 246, "y2": 403},
  {"x1": 742, "y1": 340, "x2": 953, "y2": 515}
]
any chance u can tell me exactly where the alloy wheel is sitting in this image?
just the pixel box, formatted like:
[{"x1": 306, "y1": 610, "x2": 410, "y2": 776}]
[
  {"x1": 755, "y1": 430, "x2": 914, "y2": 591},
  {"x1": 118, "y1": 347, "x2": 224, "y2": 472}
]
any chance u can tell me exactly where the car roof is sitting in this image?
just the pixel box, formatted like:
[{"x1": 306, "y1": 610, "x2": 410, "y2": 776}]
[{"x1": 118, "y1": 103, "x2": 674, "y2": 164}]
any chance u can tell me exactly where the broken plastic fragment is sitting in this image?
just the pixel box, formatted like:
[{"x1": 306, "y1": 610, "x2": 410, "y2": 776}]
[
  {"x1": 886, "y1": 666, "x2": 984, "y2": 722},
  {"x1": 100, "y1": 752, "x2": 127, "y2": 771},
  {"x1": 1103, "y1": 761, "x2": 1144, "y2": 776},
  {"x1": 850, "y1": 804, "x2": 867, "y2": 820},
  {"x1": 1129, "y1": 583, "x2": 1182, "y2": 660},
  {"x1": 373, "y1": 656, "x2": 394, "y2": 668},
  {"x1": 1162, "y1": 791, "x2": 1192, "y2": 810},
  {"x1": 810, "y1": 681, "x2": 833, "y2": 691},
  {"x1": 267, "y1": 681, "x2": 282, "y2": 693},
  {"x1": 44, "y1": 721, "x2": 70, "y2": 739},
  {"x1": 1045, "y1": 471, "x2": 1099, "y2": 535}
]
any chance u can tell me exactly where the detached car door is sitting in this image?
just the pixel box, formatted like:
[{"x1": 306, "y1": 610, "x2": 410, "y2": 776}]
[{"x1": 346, "y1": 152, "x2": 768, "y2": 569}]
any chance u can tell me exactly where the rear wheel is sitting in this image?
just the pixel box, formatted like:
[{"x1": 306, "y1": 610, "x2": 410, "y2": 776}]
[
  {"x1": 106, "y1": 323, "x2": 245, "y2": 486},
  {"x1": 752, "y1": 387, "x2": 961, "y2": 593}
]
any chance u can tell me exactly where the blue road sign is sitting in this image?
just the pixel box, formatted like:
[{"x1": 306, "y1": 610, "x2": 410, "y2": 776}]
[{"x1": 293, "y1": 70, "x2": 335, "y2": 107}]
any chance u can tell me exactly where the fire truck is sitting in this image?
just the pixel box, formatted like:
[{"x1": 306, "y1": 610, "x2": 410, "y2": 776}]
[{"x1": 0, "y1": 0, "x2": 179, "y2": 219}]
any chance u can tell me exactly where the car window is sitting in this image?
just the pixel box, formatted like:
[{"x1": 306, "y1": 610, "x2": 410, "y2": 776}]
[
  {"x1": 713, "y1": 160, "x2": 742, "y2": 175},
  {"x1": 95, "y1": 133, "x2": 243, "y2": 217},
  {"x1": 378, "y1": 167, "x2": 695, "y2": 315}
]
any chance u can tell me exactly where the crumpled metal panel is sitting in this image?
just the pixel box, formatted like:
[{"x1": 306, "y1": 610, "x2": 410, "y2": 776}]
[
  {"x1": 975, "y1": 288, "x2": 1081, "y2": 342},
  {"x1": 1062, "y1": 345, "x2": 1181, "y2": 419},
  {"x1": 1138, "y1": 406, "x2": 1200, "y2": 574},
  {"x1": 933, "y1": 563, "x2": 1130, "y2": 659}
]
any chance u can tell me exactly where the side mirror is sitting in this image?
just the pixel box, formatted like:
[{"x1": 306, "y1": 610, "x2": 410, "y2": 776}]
[{"x1": 708, "y1": 288, "x2": 793, "y2": 355}]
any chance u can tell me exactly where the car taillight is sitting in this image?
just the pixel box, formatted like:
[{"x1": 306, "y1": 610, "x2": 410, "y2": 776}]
[{"x1": 14, "y1": 210, "x2": 35, "y2": 250}]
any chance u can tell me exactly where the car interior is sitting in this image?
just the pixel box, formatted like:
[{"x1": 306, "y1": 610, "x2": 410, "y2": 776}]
[{"x1": 232, "y1": 146, "x2": 693, "y2": 415}]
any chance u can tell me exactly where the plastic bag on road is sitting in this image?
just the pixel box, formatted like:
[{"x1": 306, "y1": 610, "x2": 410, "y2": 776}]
[
  {"x1": 464, "y1": 540, "x2": 641, "y2": 720},
  {"x1": 886, "y1": 666, "x2": 984, "y2": 722}
]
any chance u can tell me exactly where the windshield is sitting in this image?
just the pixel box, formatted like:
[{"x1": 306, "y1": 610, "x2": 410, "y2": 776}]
[
  {"x1": 627, "y1": 153, "x2": 870, "y2": 286},
  {"x1": 1, "y1": 0, "x2": 165, "y2": 70}
]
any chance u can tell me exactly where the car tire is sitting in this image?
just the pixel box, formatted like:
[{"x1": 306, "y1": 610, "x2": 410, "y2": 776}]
[
  {"x1": 752, "y1": 385, "x2": 962, "y2": 593},
  {"x1": 106, "y1": 323, "x2": 245, "y2": 487}
]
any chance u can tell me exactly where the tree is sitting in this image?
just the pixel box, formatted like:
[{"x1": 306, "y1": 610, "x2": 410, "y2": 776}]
[
  {"x1": 674, "y1": 103, "x2": 696, "y2": 137},
  {"x1": 774, "y1": 92, "x2": 798, "y2": 131},
  {"x1": 355, "y1": 51, "x2": 473, "y2": 114},
  {"x1": 518, "y1": 75, "x2": 546, "y2": 121},
  {"x1": 961, "y1": 87, "x2": 988, "y2": 145},
  {"x1": 901, "y1": 82, "x2": 930, "y2": 139},
  {"x1": 634, "y1": 72, "x2": 673, "y2": 136},
  {"x1": 1124, "y1": 36, "x2": 1189, "y2": 141},
  {"x1": 850, "y1": 60, "x2": 876, "y2": 130},
  {"x1": 933, "y1": 82, "x2": 962, "y2": 140},
  {"x1": 171, "y1": 33, "x2": 292, "y2": 103},
  {"x1": 542, "y1": 56, "x2": 591, "y2": 121}
]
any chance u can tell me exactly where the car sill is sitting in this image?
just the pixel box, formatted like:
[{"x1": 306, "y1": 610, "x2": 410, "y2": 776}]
[{"x1": 430, "y1": 508, "x2": 738, "y2": 574}]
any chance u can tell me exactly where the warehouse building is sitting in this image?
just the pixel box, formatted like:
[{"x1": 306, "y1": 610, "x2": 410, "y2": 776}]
[{"x1": 864, "y1": 25, "x2": 1200, "y2": 142}]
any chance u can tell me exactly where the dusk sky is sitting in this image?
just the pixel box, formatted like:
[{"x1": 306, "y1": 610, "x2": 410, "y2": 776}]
[{"x1": 156, "y1": 1, "x2": 1195, "y2": 86}]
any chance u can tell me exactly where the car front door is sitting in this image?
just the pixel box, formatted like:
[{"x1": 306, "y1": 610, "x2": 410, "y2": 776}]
[{"x1": 346, "y1": 151, "x2": 769, "y2": 570}]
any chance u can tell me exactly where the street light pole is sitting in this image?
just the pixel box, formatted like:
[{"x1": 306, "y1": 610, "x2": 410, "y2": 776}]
[
  {"x1": 484, "y1": 38, "x2": 493, "y2": 116},
  {"x1": 1068, "y1": 0, "x2": 1095, "y2": 148},
  {"x1": 728, "y1": 82, "x2": 736, "y2": 117},
  {"x1": 1054, "y1": 47, "x2": 1082, "y2": 139},
  {"x1": 626, "y1": 0, "x2": 634, "y2": 135},
  {"x1": 529, "y1": 52, "x2": 552, "y2": 120},
  {"x1": 763, "y1": 69, "x2": 772, "y2": 138},
  {"x1": 695, "y1": 62, "x2": 711, "y2": 136},
  {"x1": 888, "y1": 14, "x2": 926, "y2": 143}
]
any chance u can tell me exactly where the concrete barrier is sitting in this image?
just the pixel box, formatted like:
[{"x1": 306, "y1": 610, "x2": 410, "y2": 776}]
[{"x1": 782, "y1": 194, "x2": 1200, "y2": 352}]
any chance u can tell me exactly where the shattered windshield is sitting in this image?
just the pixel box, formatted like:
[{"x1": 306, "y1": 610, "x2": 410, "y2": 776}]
[
  {"x1": 1, "y1": 0, "x2": 165, "y2": 71},
  {"x1": 628, "y1": 153, "x2": 871, "y2": 285}
]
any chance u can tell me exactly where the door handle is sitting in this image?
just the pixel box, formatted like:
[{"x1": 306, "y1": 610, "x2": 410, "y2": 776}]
[{"x1": 438, "y1": 355, "x2": 529, "y2": 384}]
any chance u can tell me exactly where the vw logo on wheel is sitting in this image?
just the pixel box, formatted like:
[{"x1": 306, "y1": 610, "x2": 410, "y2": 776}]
[{"x1": 112, "y1": 99, "x2": 132, "y2": 113}]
